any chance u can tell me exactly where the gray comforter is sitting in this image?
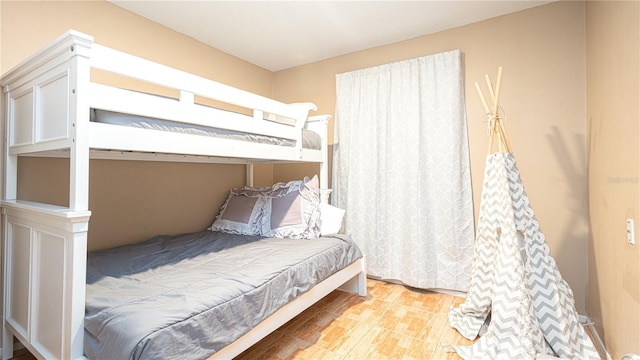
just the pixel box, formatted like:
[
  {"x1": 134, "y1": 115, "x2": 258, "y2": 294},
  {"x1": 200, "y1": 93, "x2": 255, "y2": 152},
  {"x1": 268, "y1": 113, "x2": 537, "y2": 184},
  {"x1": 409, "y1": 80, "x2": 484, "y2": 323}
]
[{"x1": 84, "y1": 231, "x2": 362, "y2": 360}]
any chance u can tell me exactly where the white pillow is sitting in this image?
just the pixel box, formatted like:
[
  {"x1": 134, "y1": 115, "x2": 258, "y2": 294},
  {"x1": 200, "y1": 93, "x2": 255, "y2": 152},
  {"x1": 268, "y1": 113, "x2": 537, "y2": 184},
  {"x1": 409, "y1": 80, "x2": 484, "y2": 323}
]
[{"x1": 320, "y1": 203, "x2": 346, "y2": 235}]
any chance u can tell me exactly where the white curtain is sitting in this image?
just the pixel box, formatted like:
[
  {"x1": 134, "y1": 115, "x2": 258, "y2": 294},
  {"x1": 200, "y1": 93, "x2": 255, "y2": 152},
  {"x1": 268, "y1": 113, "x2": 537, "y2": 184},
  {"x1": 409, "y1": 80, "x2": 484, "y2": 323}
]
[{"x1": 333, "y1": 49, "x2": 474, "y2": 292}]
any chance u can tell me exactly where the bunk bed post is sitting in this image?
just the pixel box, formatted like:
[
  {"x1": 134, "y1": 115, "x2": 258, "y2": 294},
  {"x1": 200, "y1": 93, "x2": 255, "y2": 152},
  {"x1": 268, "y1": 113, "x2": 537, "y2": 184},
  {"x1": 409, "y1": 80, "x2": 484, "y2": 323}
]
[
  {"x1": 246, "y1": 163, "x2": 254, "y2": 187},
  {"x1": 1, "y1": 108, "x2": 17, "y2": 202},
  {"x1": 306, "y1": 115, "x2": 331, "y2": 203},
  {"x1": 0, "y1": 30, "x2": 93, "y2": 360},
  {"x1": 1, "y1": 51, "x2": 15, "y2": 360},
  {"x1": 319, "y1": 149, "x2": 329, "y2": 202},
  {"x1": 1, "y1": 83, "x2": 15, "y2": 360},
  {"x1": 65, "y1": 36, "x2": 92, "y2": 360},
  {"x1": 69, "y1": 39, "x2": 91, "y2": 212}
]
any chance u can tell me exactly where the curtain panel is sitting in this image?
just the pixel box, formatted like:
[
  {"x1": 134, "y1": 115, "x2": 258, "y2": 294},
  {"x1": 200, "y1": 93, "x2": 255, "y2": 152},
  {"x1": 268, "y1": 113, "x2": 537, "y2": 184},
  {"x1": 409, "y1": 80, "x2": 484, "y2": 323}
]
[{"x1": 333, "y1": 49, "x2": 474, "y2": 291}]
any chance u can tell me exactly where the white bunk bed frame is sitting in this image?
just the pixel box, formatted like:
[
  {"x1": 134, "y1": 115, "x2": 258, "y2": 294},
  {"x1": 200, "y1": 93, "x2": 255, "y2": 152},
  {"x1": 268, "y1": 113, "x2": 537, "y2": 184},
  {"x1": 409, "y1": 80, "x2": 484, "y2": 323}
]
[{"x1": 0, "y1": 30, "x2": 366, "y2": 360}]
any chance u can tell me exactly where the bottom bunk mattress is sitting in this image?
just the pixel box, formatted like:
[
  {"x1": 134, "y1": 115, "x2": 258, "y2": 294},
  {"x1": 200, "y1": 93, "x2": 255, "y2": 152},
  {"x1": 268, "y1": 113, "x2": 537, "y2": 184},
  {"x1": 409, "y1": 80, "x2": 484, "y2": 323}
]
[{"x1": 84, "y1": 231, "x2": 362, "y2": 360}]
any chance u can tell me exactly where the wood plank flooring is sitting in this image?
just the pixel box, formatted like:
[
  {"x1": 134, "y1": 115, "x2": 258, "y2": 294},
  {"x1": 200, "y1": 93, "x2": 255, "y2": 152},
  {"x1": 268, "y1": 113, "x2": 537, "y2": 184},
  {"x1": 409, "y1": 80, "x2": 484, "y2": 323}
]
[{"x1": 235, "y1": 279, "x2": 473, "y2": 359}]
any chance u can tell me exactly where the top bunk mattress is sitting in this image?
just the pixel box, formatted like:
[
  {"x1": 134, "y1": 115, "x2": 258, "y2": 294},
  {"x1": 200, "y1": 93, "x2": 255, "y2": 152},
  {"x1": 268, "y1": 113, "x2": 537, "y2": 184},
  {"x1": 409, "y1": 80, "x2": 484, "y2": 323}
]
[
  {"x1": 91, "y1": 109, "x2": 322, "y2": 150},
  {"x1": 84, "y1": 231, "x2": 363, "y2": 360}
]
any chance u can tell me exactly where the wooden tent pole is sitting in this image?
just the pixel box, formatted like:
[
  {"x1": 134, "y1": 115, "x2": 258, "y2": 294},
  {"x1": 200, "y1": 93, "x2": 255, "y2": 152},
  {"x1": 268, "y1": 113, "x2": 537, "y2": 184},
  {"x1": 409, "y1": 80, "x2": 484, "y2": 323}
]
[
  {"x1": 475, "y1": 82, "x2": 496, "y2": 154},
  {"x1": 492, "y1": 67, "x2": 503, "y2": 116},
  {"x1": 491, "y1": 67, "x2": 505, "y2": 152},
  {"x1": 477, "y1": 66, "x2": 513, "y2": 154},
  {"x1": 485, "y1": 75, "x2": 496, "y2": 105},
  {"x1": 475, "y1": 82, "x2": 491, "y2": 114},
  {"x1": 498, "y1": 118, "x2": 512, "y2": 153},
  {"x1": 492, "y1": 67, "x2": 511, "y2": 152}
]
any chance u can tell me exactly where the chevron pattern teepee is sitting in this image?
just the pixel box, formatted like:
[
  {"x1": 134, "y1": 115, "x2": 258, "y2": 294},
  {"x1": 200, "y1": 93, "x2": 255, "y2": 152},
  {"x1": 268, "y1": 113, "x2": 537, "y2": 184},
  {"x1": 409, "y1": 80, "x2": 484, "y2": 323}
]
[{"x1": 448, "y1": 68, "x2": 600, "y2": 359}]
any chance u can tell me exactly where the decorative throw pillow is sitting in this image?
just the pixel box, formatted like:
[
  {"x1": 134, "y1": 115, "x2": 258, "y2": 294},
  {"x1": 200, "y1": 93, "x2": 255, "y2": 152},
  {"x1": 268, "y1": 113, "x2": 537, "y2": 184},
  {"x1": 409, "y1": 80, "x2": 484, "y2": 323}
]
[
  {"x1": 261, "y1": 175, "x2": 321, "y2": 239},
  {"x1": 209, "y1": 187, "x2": 268, "y2": 235},
  {"x1": 320, "y1": 203, "x2": 346, "y2": 235}
]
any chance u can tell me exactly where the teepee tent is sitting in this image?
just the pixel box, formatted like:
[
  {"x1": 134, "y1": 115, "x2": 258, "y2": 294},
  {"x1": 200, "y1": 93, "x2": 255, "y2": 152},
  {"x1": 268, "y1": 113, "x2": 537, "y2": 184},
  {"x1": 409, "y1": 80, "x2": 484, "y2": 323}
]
[{"x1": 448, "y1": 68, "x2": 600, "y2": 359}]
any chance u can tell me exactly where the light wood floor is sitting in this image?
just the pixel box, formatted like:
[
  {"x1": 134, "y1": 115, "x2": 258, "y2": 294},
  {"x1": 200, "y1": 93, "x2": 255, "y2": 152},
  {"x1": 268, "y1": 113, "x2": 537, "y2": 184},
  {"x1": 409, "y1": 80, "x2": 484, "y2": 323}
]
[{"x1": 235, "y1": 279, "x2": 473, "y2": 360}]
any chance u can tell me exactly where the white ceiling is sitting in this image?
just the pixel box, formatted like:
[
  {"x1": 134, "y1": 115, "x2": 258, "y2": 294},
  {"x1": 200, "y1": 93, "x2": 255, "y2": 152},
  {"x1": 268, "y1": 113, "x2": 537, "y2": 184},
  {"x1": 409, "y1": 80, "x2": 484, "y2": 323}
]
[{"x1": 110, "y1": 1, "x2": 553, "y2": 72}]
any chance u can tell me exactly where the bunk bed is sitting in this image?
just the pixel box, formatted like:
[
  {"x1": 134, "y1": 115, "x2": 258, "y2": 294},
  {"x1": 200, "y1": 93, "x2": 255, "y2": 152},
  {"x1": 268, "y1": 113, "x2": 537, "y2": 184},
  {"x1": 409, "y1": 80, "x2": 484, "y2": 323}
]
[{"x1": 0, "y1": 30, "x2": 366, "y2": 360}]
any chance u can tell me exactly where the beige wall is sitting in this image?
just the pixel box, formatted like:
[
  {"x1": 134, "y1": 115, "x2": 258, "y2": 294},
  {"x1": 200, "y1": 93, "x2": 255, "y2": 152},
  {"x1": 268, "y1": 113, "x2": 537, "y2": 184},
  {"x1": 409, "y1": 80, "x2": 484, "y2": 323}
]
[
  {"x1": 586, "y1": 1, "x2": 640, "y2": 358},
  {"x1": 15, "y1": 157, "x2": 247, "y2": 251},
  {"x1": 275, "y1": 1, "x2": 591, "y2": 315}
]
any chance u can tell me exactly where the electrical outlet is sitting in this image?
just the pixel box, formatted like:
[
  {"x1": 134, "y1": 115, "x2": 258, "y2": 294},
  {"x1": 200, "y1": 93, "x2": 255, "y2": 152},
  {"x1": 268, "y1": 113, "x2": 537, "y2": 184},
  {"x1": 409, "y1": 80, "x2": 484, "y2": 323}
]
[{"x1": 627, "y1": 219, "x2": 636, "y2": 245}]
